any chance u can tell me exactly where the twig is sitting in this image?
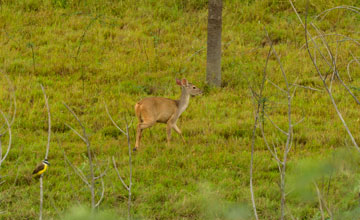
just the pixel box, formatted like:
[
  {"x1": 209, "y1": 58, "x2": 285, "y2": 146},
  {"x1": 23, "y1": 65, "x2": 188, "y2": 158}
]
[
  {"x1": 314, "y1": 182, "x2": 333, "y2": 220},
  {"x1": 186, "y1": 46, "x2": 206, "y2": 62},
  {"x1": 347, "y1": 51, "x2": 360, "y2": 81},
  {"x1": 293, "y1": 117, "x2": 305, "y2": 126},
  {"x1": 248, "y1": 43, "x2": 272, "y2": 220},
  {"x1": 290, "y1": 0, "x2": 360, "y2": 50},
  {"x1": 95, "y1": 178, "x2": 105, "y2": 208},
  {"x1": 0, "y1": 110, "x2": 12, "y2": 167},
  {"x1": 314, "y1": 5, "x2": 360, "y2": 22},
  {"x1": 64, "y1": 123, "x2": 87, "y2": 143},
  {"x1": 314, "y1": 182, "x2": 325, "y2": 220},
  {"x1": 290, "y1": 0, "x2": 360, "y2": 104},
  {"x1": 304, "y1": 1, "x2": 360, "y2": 151},
  {"x1": 263, "y1": 27, "x2": 294, "y2": 220},
  {"x1": 290, "y1": 83, "x2": 323, "y2": 92},
  {"x1": 94, "y1": 168, "x2": 107, "y2": 180},
  {"x1": 106, "y1": 103, "x2": 132, "y2": 220},
  {"x1": 125, "y1": 117, "x2": 132, "y2": 220},
  {"x1": 310, "y1": 23, "x2": 360, "y2": 104},
  {"x1": 299, "y1": 33, "x2": 360, "y2": 50},
  {"x1": 39, "y1": 176, "x2": 43, "y2": 220},
  {"x1": 266, "y1": 78, "x2": 287, "y2": 94},
  {"x1": 104, "y1": 102, "x2": 126, "y2": 136},
  {"x1": 39, "y1": 84, "x2": 51, "y2": 220},
  {"x1": 260, "y1": 125, "x2": 282, "y2": 165},
  {"x1": 346, "y1": 59, "x2": 355, "y2": 81},
  {"x1": 263, "y1": 111, "x2": 288, "y2": 135},
  {"x1": 62, "y1": 150, "x2": 90, "y2": 187},
  {"x1": 0, "y1": 72, "x2": 16, "y2": 136},
  {"x1": 112, "y1": 157, "x2": 129, "y2": 191},
  {"x1": 41, "y1": 85, "x2": 51, "y2": 160},
  {"x1": 63, "y1": 103, "x2": 96, "y2": 210}
]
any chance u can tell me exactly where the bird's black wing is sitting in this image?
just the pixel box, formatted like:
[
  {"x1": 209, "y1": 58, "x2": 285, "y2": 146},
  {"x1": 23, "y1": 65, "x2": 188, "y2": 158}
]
[{"x1": 32, "y1": 163, "x2": 45, "y2": 175}]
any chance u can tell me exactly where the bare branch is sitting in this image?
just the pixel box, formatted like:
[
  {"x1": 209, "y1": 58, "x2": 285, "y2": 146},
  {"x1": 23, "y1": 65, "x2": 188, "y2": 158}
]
[
  {"x1": 95, "y1": 178, "x2": 105, "y2": 208},
  {"x1": 290, "y1": 83, "x2": 323, "y2": 92},
  {"x1": 293, "y1": 117, "x2": 305, "y2": 126},
  {"x1": 263, "y1": 111, "x2": 288, "y2": 136},
  {"x1": 40, "y1": 85, "x2": 51, "y2": 160},
  {"x1": 314, "y1": 182, "x2": 333, "y2": 220},
  {"x1": 0, "y1": 72, "x2": 16, "y2": 136},
  {"x1": 260, "y1": 125, "x2": 282, "y2": 165},
  {"x1": 346, "y1": 51, "x2": 360, "y2": 81},
  {"x1": 39, "y1": 176, "x2": 43, "y2": 220},
  {"x1": 289, "y1": 0, "x2": 360, "y2": 49},
  {"x1": 64, "y1": 123, "x2": 87, "y2": 143},
  {"x1": 63, "y1": 103, "x2": 96, "y2": 209},
  {"x1": 290, "y1": 1, "x2": 360, "y2": 104},
  {"x1": 346, "y1": 59, "x2": 355, "y2": 81},
  {"x1": 62, "y1": 150, "x2": 90, "y2": 187},
  {"x1": 264, "y1": 27, "x2": 293, "y2": 220},
  {"x1": 112, "y1": 157, "x2": 129, "y2": 191},
  {"x1": 63, "y1": 103, "x2": 89, "y2": 143},
  {"x1": 108, "y1": 111, "x2": 133, "y2": 219},
  {"x1": 304, "y1": 1, "x2": 360, "y2": 151},
  {"x1": 186, "y1": 46, "x2": 206, "y2": 62},
  {"x1": 125, "y1": 117, "x2": 133, "y2": 220},
  {"x1": 314, "y1": 5, "x2": 360, "y2": 22},
  {"x1": 314, "y1": 182, "x2": 325, "y2": 220},
  {"x1": 248, "y1": 43, "x2": 273, "y2": 220},
  {"x1": 104, "y1": 102, "x2": 127, "y2": 135},
  {"x1": 0, "y1": 110, "x2": 12, "y2": 167},
  {"x1": 299, "y1": 33, "x2": 360, "y2": 50},
  {"x1": 94, "y1": 167, "x2": 107, "y2": 181},
  {"x1": 286, "y1": 204, "x2": 297, "y2": 220},
  {"x1": 349, "y1": 51, "x2": 360, "y2": 67},
  {"x1": 38, "y1": 84, "x2": 51, "y2": 220},
  {"x1": 266, "y1": 78, "x2": 287, "y2": 94},
  {"x1": 310, "y1": 23, "x2": 360, "y2": 104}
]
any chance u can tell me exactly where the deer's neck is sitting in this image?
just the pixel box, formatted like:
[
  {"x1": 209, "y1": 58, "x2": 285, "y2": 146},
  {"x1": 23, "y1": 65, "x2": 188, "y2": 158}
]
[{"x1": 177, "y1": 87, "x2": 190, "y2": 117}]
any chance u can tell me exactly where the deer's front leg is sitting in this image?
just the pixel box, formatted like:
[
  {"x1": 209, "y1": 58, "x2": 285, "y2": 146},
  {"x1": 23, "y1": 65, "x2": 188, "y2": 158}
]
[
  {"x1": 173, "y1": 124, "x2": 186, "y2": 144},
  {"x1": 166, "y1": 123, "x2": 172, "y2": 145}
]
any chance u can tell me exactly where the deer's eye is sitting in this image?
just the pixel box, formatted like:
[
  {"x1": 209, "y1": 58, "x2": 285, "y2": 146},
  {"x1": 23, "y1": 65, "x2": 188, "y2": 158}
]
[{"x1": 193, "y1": 86, "x2": 196, "y2": 89}]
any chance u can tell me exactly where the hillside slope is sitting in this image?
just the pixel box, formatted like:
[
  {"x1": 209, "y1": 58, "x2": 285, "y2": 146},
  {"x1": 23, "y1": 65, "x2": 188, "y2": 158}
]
[{"x1": 1, "y1": 0, "x2": 360, "y2": 219}]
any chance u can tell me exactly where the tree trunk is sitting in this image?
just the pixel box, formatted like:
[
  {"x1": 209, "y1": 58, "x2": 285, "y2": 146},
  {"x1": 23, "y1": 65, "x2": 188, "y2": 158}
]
[{"x1": 206, "y1": 0, "x2": 222, "y2": 87}]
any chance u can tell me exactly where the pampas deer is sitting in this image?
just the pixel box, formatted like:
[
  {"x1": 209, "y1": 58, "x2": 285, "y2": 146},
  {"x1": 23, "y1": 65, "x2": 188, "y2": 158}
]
[{"x1": 134, "y1": 78, "x2": 202, "y2": 151}]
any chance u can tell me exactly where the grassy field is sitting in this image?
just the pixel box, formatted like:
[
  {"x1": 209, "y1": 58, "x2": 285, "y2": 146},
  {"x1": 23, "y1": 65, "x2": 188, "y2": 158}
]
[{"x1": 1, "y1": 0, "x2": 360, "y2": 219}]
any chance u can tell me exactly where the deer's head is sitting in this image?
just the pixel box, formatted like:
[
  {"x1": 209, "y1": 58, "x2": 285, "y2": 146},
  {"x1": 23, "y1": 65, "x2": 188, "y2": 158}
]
[{"x1": 176, "y1": 78, "x2": 202, "y2": 96}]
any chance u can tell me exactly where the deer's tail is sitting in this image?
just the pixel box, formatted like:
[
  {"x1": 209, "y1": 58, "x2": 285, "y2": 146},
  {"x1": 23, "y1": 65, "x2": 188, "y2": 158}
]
[{"x1": 135, "y1": 102, "x2": 142, "y2": 123}]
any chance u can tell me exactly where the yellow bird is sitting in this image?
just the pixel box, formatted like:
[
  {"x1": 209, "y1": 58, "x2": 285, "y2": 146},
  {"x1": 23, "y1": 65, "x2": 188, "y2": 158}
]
[{"x1": 32, "y1": 159, "x2": 50, "y2": 177}]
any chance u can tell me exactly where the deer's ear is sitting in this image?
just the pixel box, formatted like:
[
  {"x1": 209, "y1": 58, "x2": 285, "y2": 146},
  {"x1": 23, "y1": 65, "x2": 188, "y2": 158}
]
[
  {"x1": 176, "y1": 78, "x2": 182, "y2": 86},
  {"x1": 181, "y1": 78, "x2": 188, "y2": 86}
]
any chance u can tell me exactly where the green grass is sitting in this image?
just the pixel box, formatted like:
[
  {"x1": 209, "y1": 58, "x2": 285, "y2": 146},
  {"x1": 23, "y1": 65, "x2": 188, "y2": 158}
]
[{"x1": 1, "y1": 0, "x2": 360, "y2": 219}]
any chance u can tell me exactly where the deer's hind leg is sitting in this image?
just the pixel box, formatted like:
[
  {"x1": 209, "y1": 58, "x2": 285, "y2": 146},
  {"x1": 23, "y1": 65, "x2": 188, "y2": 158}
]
[
  {"x1": 134, "y1": 104, "x2": 157, "y2": 150},
  {"x1": 134, "y1": 121, "x2": 156, "y2": 150}
]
